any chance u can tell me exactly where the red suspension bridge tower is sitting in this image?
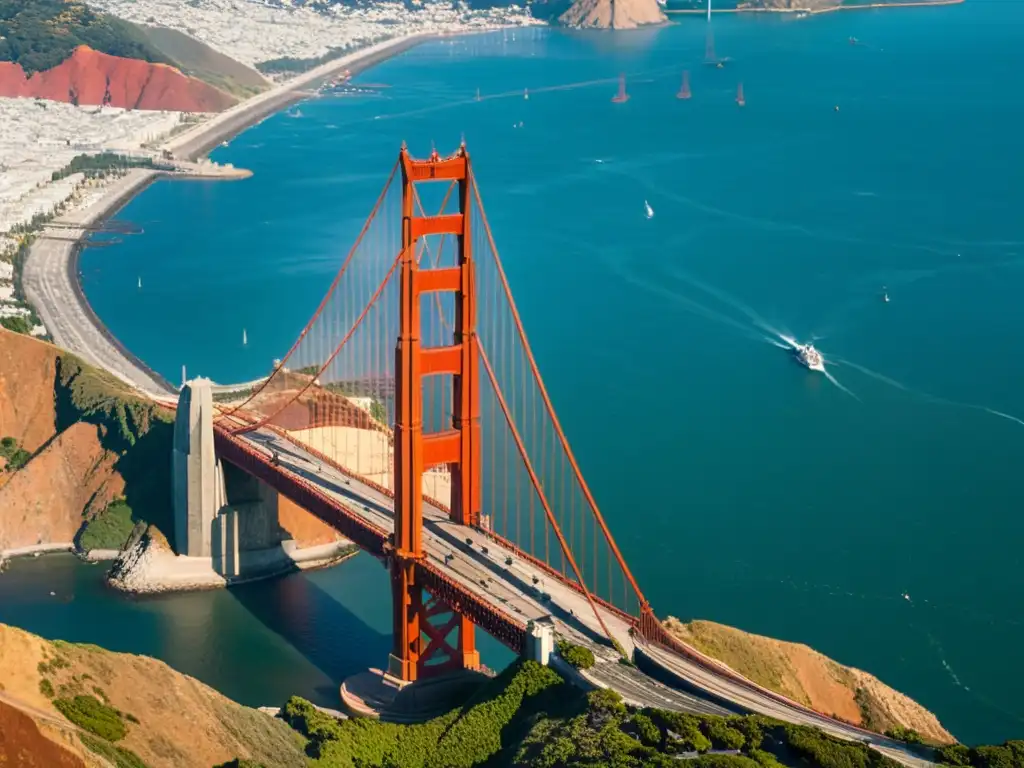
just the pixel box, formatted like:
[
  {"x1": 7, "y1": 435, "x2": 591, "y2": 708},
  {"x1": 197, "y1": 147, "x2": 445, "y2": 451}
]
[{"x1": 389, "y1": 144, "x2": 481, "y2": 682}]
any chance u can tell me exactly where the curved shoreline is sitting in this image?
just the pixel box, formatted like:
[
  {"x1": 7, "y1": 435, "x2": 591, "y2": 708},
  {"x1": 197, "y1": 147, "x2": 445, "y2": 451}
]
[{"x1": 22, "y1": 32, "x2": 442, "y2": 399}]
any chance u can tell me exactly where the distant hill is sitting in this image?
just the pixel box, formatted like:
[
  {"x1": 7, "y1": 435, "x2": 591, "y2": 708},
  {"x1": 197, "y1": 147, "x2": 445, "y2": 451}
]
[
  {"x1": 0, "y1": 0, "x2": 264, "y2": 110},
  {"x1": 138, "y1": 25, "x2": 269, "y2": 100},
  {"x1": 560, "y1": 0, "x2": 668, "y2": 28},
  {"x1": 0, "y1": 0, "x2": 168, "y2": 76}
]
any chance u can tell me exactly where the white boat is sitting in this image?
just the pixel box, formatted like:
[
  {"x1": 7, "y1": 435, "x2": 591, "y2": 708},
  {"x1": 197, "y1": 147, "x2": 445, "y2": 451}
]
[
  {"x1": 883, "y1": 292, "x2": 890, "y2": 303},
  {"x1": 644, "y1": 200, "x2": 654, "y2": 219},
  {"x1": 794, "y1": 342, "x2": 825, "y2": 372},
  {"x1": 137, "y1": 277, "x2": 142, "y2": 289},
  {"x1": 242, "y1": 328, "x2": 248, "y2": 346},
  {"x1": 524, "y1": 88, "x2": 529, "y2": 100}
]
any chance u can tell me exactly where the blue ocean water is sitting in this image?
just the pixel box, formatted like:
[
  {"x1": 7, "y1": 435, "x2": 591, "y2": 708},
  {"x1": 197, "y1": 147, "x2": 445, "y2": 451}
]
[{"x1": 70, "y1": 3, "x2": 1024, "y2": 744}]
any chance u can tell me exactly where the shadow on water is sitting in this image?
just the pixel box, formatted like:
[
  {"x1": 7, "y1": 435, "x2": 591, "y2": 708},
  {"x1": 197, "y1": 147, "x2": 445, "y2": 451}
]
[{"x1": 228, "y1": 557, "x2": 391, "y2": 701}]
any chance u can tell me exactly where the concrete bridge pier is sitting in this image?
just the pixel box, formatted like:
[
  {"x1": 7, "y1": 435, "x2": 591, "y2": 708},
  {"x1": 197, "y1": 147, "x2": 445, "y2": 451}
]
[
  {"x1": 169, "y1": 378, "x2": 353, "y2": 588},
  {"x1": 172, "y1": 378, "x2": 223, "y2": 558}
]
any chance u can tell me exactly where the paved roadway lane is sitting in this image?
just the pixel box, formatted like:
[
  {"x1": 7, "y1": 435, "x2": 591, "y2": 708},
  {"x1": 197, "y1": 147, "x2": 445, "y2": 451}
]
[
  {"x1": 233, "y1": 425, "x2": 936, "y2": 766},
  {"x1": 22, "y1": 170, "x2": 174, "y2": 398}
]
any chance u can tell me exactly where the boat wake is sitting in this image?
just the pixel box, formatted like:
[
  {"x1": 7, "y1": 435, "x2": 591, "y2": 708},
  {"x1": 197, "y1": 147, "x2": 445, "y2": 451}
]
[
  {"x1": 832, "y1": 357, "x2": 1024, "y2": 428},
  {"x1": 664, "y1": 269, "x2": 859, "y2": 399}
]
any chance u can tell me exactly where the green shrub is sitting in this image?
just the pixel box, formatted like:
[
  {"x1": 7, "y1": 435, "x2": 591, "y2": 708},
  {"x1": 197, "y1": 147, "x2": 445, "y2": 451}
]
[
  {"x1": 0, "y1": 315, "x2": 31, "y2": 334},
  {"x1": 556, "y1": 640, "x2": 596, "y2": 670},
  {"x1": 701, "y1": 717, "x2": 747, "y2": 750},
  {"x1": 749, "y1": 748, "x2": 785, "y2": 767},
  {"x1": 54, "y1": 695, "x2": 127, "y2": 742},
  {"x1": 213, "y1": 760, "x2": 266, "y2": 768},
  {"x1": 886, "y1": 725, "x2": 924, "y2": 744},
  {"x1": 79, "y1": 733, "x2": 147, "y2": 768},
  {"x1": 936, "y1": 744, "x2": 972, "y2": 765},
  {"x1": 629, "y1": 713, "x2": 662, "y2": 747},
  {"x1": 79, "y1": 500, "x2": 136, "y2": 551},
  {"x1": 39, "y1": 678, "x2": 54, "y2": 697},
  {"x1": 0, "y1": 435, "x2": 30, "y2": 469}
]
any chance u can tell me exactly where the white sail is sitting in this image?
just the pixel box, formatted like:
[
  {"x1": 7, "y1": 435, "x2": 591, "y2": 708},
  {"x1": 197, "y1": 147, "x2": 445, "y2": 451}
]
[
  {"x1": 707, "y1": 0, "x2": 712, "y2": 21},
  {"x1": 644, "y1": 200, "x2": 654, "y2": 219},
  {"x1": 137, "y1": 277, "x2": 142, "y2": 289},
  {"x1": 242, "y1": 328, "x2": 248, "y2": 346}
]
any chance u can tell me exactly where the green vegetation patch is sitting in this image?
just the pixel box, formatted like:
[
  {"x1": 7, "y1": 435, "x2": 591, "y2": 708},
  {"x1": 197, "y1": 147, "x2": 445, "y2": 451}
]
[
  {"x1": 936, "y1": 740, "x2": 1024, "y2": 768},
  {"x1": 0, "y1": 435, "x2": 31, "y2": 470},
  {"x1": 255, "y1": 47, "x2": 350, "y2": 76},
  {"x1": 283, "y1": 660, "x2": 564, "y2": 768},
  {"x1": 78, "y1": 499, "x2": 137, "y2": 551},
  {"x1": 79, "y1": 733, "x2": 147, "y2": 768},
  {"x1": 53, "y1": 694, "x2": 128, "y2": 742},
  {"x1": 0, "y1": 315, "x2": 32, "y2": 335},
  {"x1": 556, "y1": 639, "x2": 595, "y2": 670},
  {"x1": 51, "y1": 153, "x2": 171, "y2": 183},
  {"x1": 0, "y1": 0, "x2": 172, "y2": 76}
]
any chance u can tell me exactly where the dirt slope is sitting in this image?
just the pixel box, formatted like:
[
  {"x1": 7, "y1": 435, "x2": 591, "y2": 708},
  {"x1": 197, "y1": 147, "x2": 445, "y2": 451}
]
[
  {"x1": 0, "y1": 328, "x2": 60, "y2": 454},
  {"x1": 0, "y1": 698, "x2": 89, "y2": 768},
  {"x1": 560, "y1": 0, "x2": 667, "y2": 29},
  {"x1": 0, "y1": 422, "x2": 122, "y2": 550},
  {"x1": 0, "y1": 45, "x2": 237, "y2": 111},
  {"x1": 0, "y1": 623, "x2": 306, "y2": 767},
  {"x1": 663, "y1": 617, "x2": 955, "y2": 744}
]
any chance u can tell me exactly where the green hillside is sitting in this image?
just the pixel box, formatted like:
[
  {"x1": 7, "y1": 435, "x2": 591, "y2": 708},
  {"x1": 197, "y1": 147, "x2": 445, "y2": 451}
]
[
  {"x1": 0, "y1": 0, "x2": 170, "y2": 75},
  {"x1": 140, "y1": 26, "x2": 269, "y2": 99}
]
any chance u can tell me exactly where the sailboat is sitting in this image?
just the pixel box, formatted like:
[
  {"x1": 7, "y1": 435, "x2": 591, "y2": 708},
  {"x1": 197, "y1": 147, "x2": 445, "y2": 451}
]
[
  {"x1": 137, "y1": 276, "x2": 142, "y2": 289},
  {"x1": 524, "y1": 88, "x2": 529, "y2": 100},
  {"x1": 707, "y1": 0, "x2": 712, "y2": 21},
  {"x1": 242, "y1": 328, "x2": 248, "y2": 346},
  {"x1": 736, "y1": 82, "x2": 746, "y2": 107},
  {"x1": 475, "y1": 87, "x2": 481, "y2": 102},
  {"x1": 644, "y1": 200, "x2": 654, "y2": 219},
  {"x1": 611, "y1": 73, "x2": 629, "y2": 104},
  {"x1": 677, "y1": 71, "x2": 692, "y2": 100}
]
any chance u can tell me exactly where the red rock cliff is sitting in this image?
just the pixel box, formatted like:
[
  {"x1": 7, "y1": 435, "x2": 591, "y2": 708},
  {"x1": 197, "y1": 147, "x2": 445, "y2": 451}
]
[{"x1": 0, "y1": 45, "x2": 237, "y2": 112}]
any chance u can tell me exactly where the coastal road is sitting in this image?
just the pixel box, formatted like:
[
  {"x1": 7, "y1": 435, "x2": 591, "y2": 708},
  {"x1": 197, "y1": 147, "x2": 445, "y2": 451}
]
[
  {"x1": 22, "y1": 170, "x2": 175, "y2": 398},
  {"x1": 223, "y1": 422, "x2": 935, "y2": 767}
]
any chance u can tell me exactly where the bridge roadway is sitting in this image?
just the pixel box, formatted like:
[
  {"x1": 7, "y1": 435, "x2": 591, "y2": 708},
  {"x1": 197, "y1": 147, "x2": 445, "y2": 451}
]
[{"x1": 220, "y1": 422, "x2": 933, "y2": 767}]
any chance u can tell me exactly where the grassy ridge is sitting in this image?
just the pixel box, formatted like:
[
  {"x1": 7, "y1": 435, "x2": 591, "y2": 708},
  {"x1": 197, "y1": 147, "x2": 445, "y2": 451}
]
[{"x1": 0, "y1": 0, "x2": 170, "y2": 75}]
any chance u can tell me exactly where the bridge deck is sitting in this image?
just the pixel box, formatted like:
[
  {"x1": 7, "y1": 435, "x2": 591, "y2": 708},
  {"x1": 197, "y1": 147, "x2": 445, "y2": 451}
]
[{"x1": 215, "y1": 421, "x2": 933, "y2": 765}]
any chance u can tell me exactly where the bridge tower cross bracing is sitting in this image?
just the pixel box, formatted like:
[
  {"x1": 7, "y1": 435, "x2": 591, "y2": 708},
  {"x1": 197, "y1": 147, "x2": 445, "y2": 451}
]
[{"x1": 389, "y1": 143, "x2": 481, "y2": 683}]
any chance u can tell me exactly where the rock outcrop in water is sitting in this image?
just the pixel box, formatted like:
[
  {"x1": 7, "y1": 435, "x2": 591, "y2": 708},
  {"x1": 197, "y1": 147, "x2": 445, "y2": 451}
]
[
  {"x1": 0, "y1": 46, "x2": 237, "y2": 112},
  {"x1": 560, "y1": 0, "x2": 667, "y2": 29}
]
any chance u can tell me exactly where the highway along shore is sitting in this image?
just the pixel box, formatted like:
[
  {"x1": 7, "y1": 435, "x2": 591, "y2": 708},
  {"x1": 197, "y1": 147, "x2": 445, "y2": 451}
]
[{"x1": 18, "y1": 31, "x2": 440, "y2": 402}]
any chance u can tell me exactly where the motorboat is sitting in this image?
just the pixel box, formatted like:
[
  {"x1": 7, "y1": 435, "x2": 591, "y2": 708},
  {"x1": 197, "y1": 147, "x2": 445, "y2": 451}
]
[
  {"x1": 794, "y1": 343, "x2": 825, "y2": 372},
  {"x1": 644, "y1": 200, "x2": 654, "y2": 219}
]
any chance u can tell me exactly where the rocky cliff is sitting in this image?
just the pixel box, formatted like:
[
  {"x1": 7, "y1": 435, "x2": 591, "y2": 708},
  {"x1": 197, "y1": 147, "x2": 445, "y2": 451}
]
[
  {"x1": 560, "y1": 0, "x2": 667, "y2": 29},
  {"x1": 0, "y1": 46, "x2": 237, "y2": 112},
  {"x1": 664, "y1": 617, "x2": 955, "y2": 744}
]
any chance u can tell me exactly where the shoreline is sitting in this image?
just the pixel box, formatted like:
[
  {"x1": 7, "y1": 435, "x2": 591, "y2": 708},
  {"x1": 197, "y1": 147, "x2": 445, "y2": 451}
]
[
  {"x1": 20, "y1": 31, "x2": 444, "y2": 400},
  {"x1": 666, "y1": 0, "x2": 964, "y2": 15}
]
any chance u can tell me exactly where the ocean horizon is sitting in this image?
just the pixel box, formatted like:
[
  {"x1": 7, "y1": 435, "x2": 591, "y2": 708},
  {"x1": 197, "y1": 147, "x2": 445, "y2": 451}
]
[{"x1": 68, "y1": 5, "x2": 1024, "y2": 744}]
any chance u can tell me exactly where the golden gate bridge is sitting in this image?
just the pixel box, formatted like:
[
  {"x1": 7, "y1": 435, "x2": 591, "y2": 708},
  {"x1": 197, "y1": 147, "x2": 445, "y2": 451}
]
[{"x1": 201, "y1": 144, "x2": 927, "y2": 763}]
